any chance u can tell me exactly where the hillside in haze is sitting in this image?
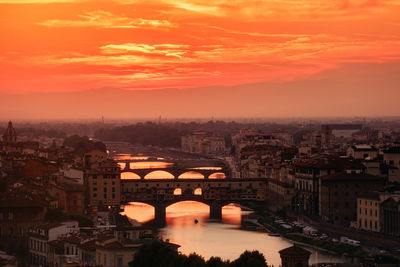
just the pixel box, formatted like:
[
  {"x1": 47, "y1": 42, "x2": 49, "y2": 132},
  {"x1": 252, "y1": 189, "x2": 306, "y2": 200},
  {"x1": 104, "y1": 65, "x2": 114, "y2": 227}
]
[{"x1": 1, "y1": 61, "x2": 399, "y2": 120}]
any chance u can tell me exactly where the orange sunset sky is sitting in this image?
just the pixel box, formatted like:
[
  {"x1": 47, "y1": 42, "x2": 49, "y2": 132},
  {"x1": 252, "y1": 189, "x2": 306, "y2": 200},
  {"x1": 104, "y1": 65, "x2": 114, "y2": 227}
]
[{"x1": 0, "y1": 0, "x2": 400, "y2": 119}]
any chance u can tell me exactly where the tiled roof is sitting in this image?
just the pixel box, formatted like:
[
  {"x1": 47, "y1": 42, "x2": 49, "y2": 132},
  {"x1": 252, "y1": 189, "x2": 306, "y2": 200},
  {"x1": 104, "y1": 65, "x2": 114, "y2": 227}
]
[
  {"x1": 358, "y1": 192, "x2": 381, "y2": 201},
  {"x1": 320, "y1": 172, "x2": 385, "y2": 182},
  {"x1": 294, "y1": 154, "x2": 364, "y2": 170},
  {"x1": 0, "y1": 191, "x2": 48, "y2": 208},
  {"x1": 384, "y1": 147, "x2": 400, "y2": 154}
]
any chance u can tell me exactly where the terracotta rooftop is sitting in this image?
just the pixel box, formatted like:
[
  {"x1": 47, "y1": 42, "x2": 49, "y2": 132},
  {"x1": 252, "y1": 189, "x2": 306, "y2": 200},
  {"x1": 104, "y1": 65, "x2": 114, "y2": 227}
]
[
  {"x1": 79, "y1": 239, "x2": 96, "y2": 251},
  {"x1": 351, "y1": 144, "x2": 377, "y2": 151},
  {"x1": 358, "y1": 192, "x2": 381, "y2": 201},
  {"x1": 269, "y1": 178, "x2": 294, "y2": 188},
  {"x1": 384, "y1": 146, "x2": 400, "y2": 154},
  {"x1": 294, "y1": 154, "x2": 364, "y2": 170},
  {"x1": 0, "y1": 191, "x2": 48, "y2": 208},
  {"x1": 32, "y1": 222, "x2": 64, "y2": 230},
  {"x1": 320, "y1": 172, "x2": 385, "y2": 182}
]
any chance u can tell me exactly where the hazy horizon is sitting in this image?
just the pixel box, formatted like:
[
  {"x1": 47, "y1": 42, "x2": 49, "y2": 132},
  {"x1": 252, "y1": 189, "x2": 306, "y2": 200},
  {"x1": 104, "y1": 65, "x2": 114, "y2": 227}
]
[{"x1": 1, "y1": 60, "x2": 400, "y2": 120}]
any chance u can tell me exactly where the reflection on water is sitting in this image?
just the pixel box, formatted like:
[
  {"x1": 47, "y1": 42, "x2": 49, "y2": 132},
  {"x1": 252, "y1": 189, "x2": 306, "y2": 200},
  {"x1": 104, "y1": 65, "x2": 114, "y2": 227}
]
[
  {"x1": 123, "y1": 201, "x2": 353, "y2": 266},
  {"x1": 122, "y1": 203, "x2": 155, "y2": 222}
]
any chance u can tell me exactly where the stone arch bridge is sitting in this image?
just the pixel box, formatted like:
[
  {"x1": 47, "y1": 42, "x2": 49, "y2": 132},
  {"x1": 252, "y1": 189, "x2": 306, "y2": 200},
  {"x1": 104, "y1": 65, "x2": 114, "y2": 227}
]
[
  {"x1": 121, "y1": 178, "x2": 267, "y2": 225},
  {"x1": 121, "y1": 165, "x2": 231, "y2": 179}
]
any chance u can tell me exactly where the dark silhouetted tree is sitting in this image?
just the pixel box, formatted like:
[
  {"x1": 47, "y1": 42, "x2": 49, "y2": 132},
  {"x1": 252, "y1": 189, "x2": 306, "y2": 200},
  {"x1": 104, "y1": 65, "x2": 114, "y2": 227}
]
[{"x1": 231, "y1": 251, "x2": 267, "y2": 267}]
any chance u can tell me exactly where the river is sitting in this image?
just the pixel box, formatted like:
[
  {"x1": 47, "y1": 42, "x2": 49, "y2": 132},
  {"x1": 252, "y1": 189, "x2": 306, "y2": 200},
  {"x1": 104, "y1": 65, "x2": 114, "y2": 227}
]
[{"x1": 122, "y1": 201, "x2": 354, "y2": 266}]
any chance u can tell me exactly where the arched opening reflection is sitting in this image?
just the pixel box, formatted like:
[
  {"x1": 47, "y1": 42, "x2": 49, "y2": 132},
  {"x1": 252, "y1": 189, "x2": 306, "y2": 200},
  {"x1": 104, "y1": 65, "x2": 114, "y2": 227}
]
[
  {"x1": 178, "y1": 171, "x2": 204, "y2": 179},
  {"x1": 173, "y1": 188, "x2": 182, "y2": 195},
  {"x1": 121, "y1": 172, "x2": 141, "y2": 179},
  {"x1": 209, "y1": 172, "x2": 226, "y2": 179},
  {"x1": 144, "y1": 170, "x2": 175, "y2": 179},
  {"x1": 122, "y1": 202, "x2": 154, "y2": 223},
  {"x1": 194, "y1": 188, "x2": 202, "y2": 195},
  {"x1": 166, "y1": 201, "x2": 209, "y2": 224}
]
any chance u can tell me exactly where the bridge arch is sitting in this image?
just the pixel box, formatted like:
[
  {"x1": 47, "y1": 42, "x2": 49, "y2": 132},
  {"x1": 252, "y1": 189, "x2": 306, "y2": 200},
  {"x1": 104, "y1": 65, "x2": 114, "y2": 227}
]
[
  {"x1": 144, "y1": 170, "x2": 175, "y2": 179},
  {"x1": 194, "y1": 188, "x2": 202, "y2": 195},
  {"x1": 123, "y1": 202, "x2": 155, "y2": 223},
  {"x1": 178, "y1": 171, "x2": 204, "y2": 179},
  {"x1": 209, "y1": 172, "x2": 226, "y2": 179},
  {"x1": 121, "y1": 172, "x2": 141, "y2": 179},
  {"x1": 173, "y1": 188, "x2": 182, "y2": 195}
]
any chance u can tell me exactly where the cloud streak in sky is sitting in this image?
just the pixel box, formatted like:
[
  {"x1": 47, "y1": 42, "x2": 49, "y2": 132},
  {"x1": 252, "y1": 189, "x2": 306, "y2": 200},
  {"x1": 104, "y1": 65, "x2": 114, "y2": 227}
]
[{"x1": 1, "y1": 0, "x2": 400, "y2": 108}]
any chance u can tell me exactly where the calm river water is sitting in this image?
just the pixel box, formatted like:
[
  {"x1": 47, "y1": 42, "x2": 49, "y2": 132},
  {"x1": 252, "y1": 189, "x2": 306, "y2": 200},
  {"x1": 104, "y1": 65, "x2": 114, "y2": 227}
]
[{"x1": 122, "y1": 202, "x2": 354, "y2": 266}]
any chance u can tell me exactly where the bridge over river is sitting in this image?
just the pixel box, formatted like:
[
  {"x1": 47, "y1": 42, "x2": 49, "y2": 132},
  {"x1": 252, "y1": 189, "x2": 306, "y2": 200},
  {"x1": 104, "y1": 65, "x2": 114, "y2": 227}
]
[{"x1": 121, "y1": 178, "x2": 267, "y2": 226}]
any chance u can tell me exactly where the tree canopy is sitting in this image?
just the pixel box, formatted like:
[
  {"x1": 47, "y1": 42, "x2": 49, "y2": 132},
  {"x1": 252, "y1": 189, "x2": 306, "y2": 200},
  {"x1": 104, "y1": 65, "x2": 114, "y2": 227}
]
[
  {"x1": 63, "y1": 135, "x2": 106, "y2": 153},
  {"x1": 129, "y1": 241, "x2": 267, "y2": 267}
]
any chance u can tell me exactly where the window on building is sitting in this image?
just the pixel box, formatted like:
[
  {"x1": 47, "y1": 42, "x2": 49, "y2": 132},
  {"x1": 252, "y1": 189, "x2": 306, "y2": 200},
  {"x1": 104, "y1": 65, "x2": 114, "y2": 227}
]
[{"x1": 117, "y1": 255, "x2": 124, "y2": 267}]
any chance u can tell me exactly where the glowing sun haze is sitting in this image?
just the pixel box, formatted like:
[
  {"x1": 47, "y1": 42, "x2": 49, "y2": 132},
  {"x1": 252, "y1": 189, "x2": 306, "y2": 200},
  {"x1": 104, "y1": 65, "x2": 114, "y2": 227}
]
[{"x1": 0, "y1": 0, "x2": 400, "y2": 118}]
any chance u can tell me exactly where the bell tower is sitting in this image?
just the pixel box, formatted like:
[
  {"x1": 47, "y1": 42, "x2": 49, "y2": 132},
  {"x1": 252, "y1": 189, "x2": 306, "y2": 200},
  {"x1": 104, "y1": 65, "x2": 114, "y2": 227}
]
[{"x1": 3, "y1": 121, "x2": 17, "y2": 143}]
